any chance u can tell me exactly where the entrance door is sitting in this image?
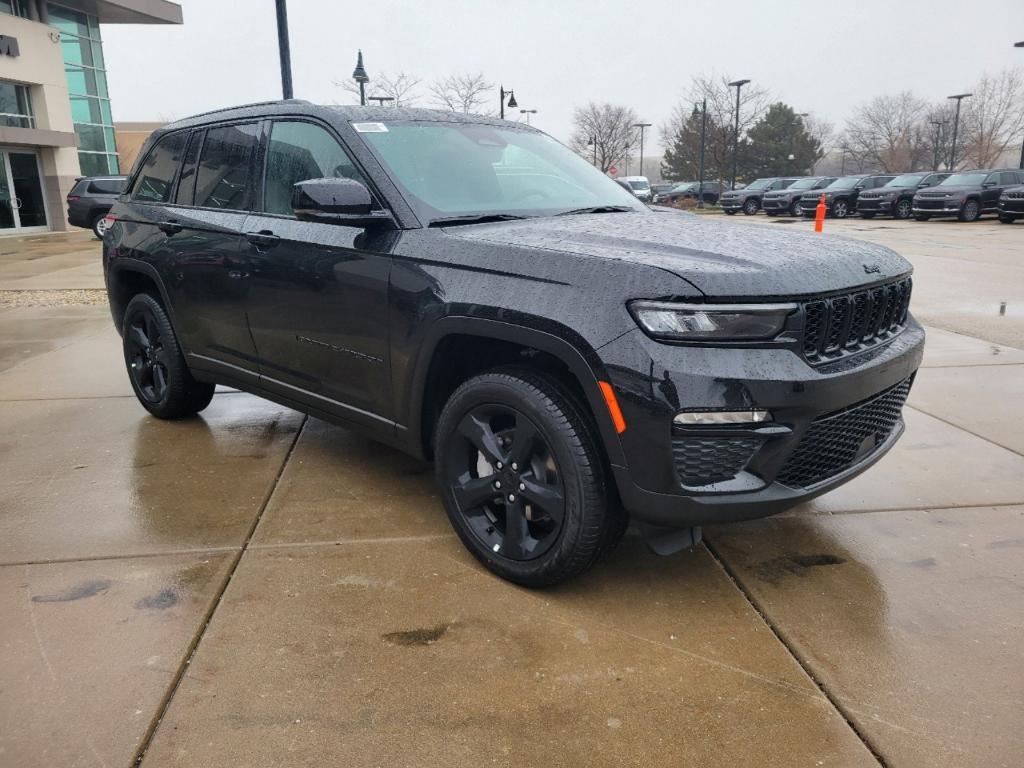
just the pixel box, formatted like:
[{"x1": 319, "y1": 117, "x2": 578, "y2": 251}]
[{"x1": 0, "y1": 150, "x2": 48, "y2": 231}]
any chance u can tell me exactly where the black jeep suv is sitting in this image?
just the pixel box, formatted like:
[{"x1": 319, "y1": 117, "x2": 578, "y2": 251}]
[
  {"x1": 719, "y1": 177, "x2": 797, "y2": 215},
  {"x1": 66, "y1": 175, "x2": 127, "y2": 237},
  {"x1": 913, "y1": 169, "x2": 1024, "y2": 222},
  {"x1": 102, "y1": 102, "x2": 923, "y2": 586},
  {"x1": 761, "y1": 176, "x2": 836, "y2": 216},
  {"x1": 998, "y1": 185, "x2": 1024, "y2": 224},
  {"x1": 799, "y1": 174, "x2": 895, "y2": 219},
  {"x1": 857, "y1": 172, "x2": 950, "y2": 219}
]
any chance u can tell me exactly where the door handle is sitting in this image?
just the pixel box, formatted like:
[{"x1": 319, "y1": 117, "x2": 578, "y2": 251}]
[
  {"x1": 246, "y1": 230, "x2": 280, "y2": 250},
  {"x1": 158, "y1": 220, "x2": 182, "y2": 235}
]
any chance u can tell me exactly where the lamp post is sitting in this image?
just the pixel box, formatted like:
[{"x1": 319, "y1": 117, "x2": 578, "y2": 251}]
[
  {"x1": 520, "y1": 108, "x2": 537, "y2": 125},
  {"x1": 633, "y1": 122, "x2": 651, "y2": 179},
  {"x1": 368, "y1": 95, "x2": 395, "y2": 107},
  {"x1": 697, "y1": 99, "x2": 707, "y2": 209},
  {"x1": 1016, "y1": 42, "x2": 1024, "y2": 168},
  {"x1": 352, "y1": 50, "x2": 369, "y2": 106},
  {"x1": 929, "y1": 119, "x2": 948, "y2": 171},
  {"x1": 840, "y1": 145, "x2": 850, "y2": 175},
  {"x1": 946, "y1": 92, "x2": 972, "y2": 171},
  {"x1": 587, "y1": 136, "x2": 597, "y2": 167},
  {"x1": 274, "y1": 0, "x2": 293, "y2": 99},
  {"x1": 728, "y1": 79, "x2": 750, "y2": 189},
  {"x1": 499, "y1": 86, "x2": 517, "y2": 120}
]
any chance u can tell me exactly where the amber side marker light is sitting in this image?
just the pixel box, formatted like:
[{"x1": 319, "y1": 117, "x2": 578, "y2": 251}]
[{"x1": 598, "y1": 381, "x2": 627, "y2": 434}]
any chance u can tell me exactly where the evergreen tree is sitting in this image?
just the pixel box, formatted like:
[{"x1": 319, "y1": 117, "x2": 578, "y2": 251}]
[{"x1": 741, "y1": 103, "x2": 822, "y2": 178}]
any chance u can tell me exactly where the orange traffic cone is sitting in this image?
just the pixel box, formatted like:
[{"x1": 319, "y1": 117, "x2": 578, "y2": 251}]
[{"x1": 814, "y1": 194, "x2": 827, "y2": 233}]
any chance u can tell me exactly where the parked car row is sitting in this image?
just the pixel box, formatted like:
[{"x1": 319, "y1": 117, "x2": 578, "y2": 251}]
[{"x1": 912, "y1": 169, "x2": 1024, "y2": 223}]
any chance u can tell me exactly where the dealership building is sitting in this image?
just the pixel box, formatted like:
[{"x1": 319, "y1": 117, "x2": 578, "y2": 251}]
[{"x1": 0, "y1": 0, "x2": 181, "y2": 233}]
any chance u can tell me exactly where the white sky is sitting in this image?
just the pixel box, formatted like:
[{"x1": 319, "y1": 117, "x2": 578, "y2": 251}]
[{"x1": 103, "y1": 0, "x2": 1024, "y2": 154}]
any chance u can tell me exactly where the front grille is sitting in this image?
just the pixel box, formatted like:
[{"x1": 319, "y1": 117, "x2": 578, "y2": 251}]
[
  {"x1": 802, "y1": 278, "x2": 911, "y2": 363},
  {"x1": 857, "y1": 197, "x2": 881, "y2": 210},
  {"x1": 672, "y1": 436, "x2": 760, "y2": 486},
  {"x1": 1004, "y1": 190, "x2": 1024, "y2": 199},
  {"x1": 777, "y1": 378, "x2": 911, "y2": 488},
  {"x1": 799, "y1": 197, "x2": 819, "y2": 210},
  {"x1": 915, "y1": 198, "x2": 945, "y2": 210}
]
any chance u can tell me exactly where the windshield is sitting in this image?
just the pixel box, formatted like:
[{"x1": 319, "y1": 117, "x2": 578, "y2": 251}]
[
  {"x1": 788, "y1": 178, "x2": 819, "y2": 190},
  {"x1": 744, "y1": 178, "x2": 772, "y2": 191},
  {"x1": 626, "y1": 180, "x2": 650, "y2": 190},
  {"x1": 887, "y1": 174, "x2": 926, "y2": 187},
  {"x1": 354, "y1": 121, "x2": 644, "y2": 222},
  {"x1": 827, "y1": 176, "x2": 861, "y2": 190},
  {"x1": 940, "y1": 172, "x2": 987, "y2": 186}
]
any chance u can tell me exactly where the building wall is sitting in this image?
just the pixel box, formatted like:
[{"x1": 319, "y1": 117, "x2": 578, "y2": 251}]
[
  {"x1": 0, "y1": 12, "x2": 80, "y2": 229},
  {"x1": 114, "y1": 120, "x2": 160, "y2": 171}
]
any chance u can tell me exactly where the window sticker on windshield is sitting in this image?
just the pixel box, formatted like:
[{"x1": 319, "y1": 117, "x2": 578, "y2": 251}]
[{"x1": 353, "y1": 122, "x2": 388, "y2": 133}]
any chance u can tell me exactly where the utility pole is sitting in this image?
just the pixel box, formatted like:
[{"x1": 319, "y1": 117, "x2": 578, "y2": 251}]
[
  {"x1": 946, "y1": 93, "x2": 972, "y2": 171},
  {"x1": 274, "y1": 0, "x2": 293, "y2": 99},
  {"x1": 633, "y1": 122, "x2": 651, "y2": 178},
  {"x1": 728, "y1": 79, "x2": 750, "y2": 189},
  {"x1": 697, "y1": 99, "x2": 707, "y2": 209}
]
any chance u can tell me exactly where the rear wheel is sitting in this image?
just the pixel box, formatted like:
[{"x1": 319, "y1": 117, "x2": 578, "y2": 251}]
[
  {"x1": 894, "y1": 199, "x2": 913, "y2": 219},
  {"x1": 831, "y1": 198, "x2": 850, "y2": 218},
  {"x1": 92, "y1": 213, "x2": 108, "y2": 239},
  {"x1": 434, "y1": 367, "x2": 624, "y2": 587},
  {"x1": 122, "y1": 293, "x2": 215, "y2": 419},
  {"x1": 742, "y1": 198, "x2": 759, "y2": 215},
  {"x1": 958, "y1": 199, "x2": 980, "y2": 222}
]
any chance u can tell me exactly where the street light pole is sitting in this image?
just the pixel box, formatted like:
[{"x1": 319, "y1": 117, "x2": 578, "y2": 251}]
[
  {"x1": 499, "y1": 86, "x2": 517, "y2": 120},
  {"x1": 352, "y1": 50, "x2": 369, "y2": 106},
  {"x1": 520, "y1": 108, "x2": 537, "y2": 125},
  {"x1": 1016, "y1": 42, "x2": 1024, "y2": 168},
  {"x1": 633, "y1": 122, "x2": 651, "y2": 179},
  {"x1": 946, "y1": 93, "x2": 972, "y2": 171},
  {"x1": 368, "y1": 96, "x2": 395, "y2": 106},
  {"x1": 728, "y1": 79, "x2": 750, "y2": 189},
  {"x1": 274, "y1": 0, "x2": 293, "y2": 99},
  {"x1": 929, "y1": 120, "x2": 948, "y2": 171},
  {"x1": 697, "y1": 99, "x2": 707, "y2": 209}
]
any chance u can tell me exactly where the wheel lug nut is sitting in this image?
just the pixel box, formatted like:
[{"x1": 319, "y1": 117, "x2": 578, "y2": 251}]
[
  {"x1": 508, "y1": 494, "x2": 516, "y2": 502},
  {"x1": 519, "y1": 483, "x2": 525, "y2": 491},
  {"x1": 511, "y1": 462, "x2": 518, "y2": 470},
  {"x1": 494, "y1": 480, "x2": 501, "y2": 489},
  {"x1": 496, "y1": 462, "x2": 503, "y2": 470}
]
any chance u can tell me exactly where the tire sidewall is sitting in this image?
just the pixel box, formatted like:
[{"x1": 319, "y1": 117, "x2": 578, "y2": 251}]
[
  {"x1": 434, "y1": 373, "x2": 604, "y2": 586},
  {"x1": 743, "y1": 199, "x2": 758, "y2": 215},
  {"x1": 93, "y1": 214, "x2": 107, "y2": 239},
  {"x1": 961, "y1": 199, "x2": 979, "y2": 221},
  {"x1": 895, "y1": 199, "x2": 912, "y2": 219}
]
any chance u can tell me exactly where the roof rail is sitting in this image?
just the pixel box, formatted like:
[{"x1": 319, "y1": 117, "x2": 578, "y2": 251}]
[{"x1": 176, "y1": 99, "x2": 312, "y2": 122}]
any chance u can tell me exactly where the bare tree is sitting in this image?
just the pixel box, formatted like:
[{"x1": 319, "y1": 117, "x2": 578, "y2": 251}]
[
  {"x1": 335, "y1": 71, "x2": 422, "y2": 106},
  {"x1": 841, "y1": 91, "x2": 932, "y2": 172},
  {"x1": 429, "y1": 73, "x2": 494, "y2": 114},
  {"x1": 961, "y1": 68, "x2": 1024, "y2": 168},
  {"x1": 804, "y1": 115, "x2": 836, "y2": 158},
  {"x1": 569, "y1": 102, "x2": 639, "y2": 173}
]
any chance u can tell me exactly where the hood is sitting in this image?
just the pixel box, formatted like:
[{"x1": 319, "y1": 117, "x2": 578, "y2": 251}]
[
  {"x1": 764, "y1": 188, "x2": 803, "y2": 199},
  {"x1": 917, "y1": 185, "x2": 976, "y2": 196},
  {"x1": 443, "y1": 210, "x2": 911, "y2": 299}
]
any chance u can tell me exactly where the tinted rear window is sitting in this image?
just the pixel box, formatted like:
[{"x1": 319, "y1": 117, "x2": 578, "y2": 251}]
[
  {"x1": 131, "y1": 132, "x2": 188, "y2": 203},
  {"x1": 194, "y1": 123, "x2": 259, "y2": 210},
  {"x1": 70, "y1": 179, "x2": 89, "y2": 196},
  {"x1": 88, "y1": 178, "x2": 126, "y2": 194}
]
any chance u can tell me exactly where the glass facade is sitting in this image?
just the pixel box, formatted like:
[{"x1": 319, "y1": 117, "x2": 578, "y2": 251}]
[
  {"x1": 0, "y1": 83, "x2": 34, "y2": 128},
  {"x1": 48, "y1": 3, "x2": 120, "y2": 175}
]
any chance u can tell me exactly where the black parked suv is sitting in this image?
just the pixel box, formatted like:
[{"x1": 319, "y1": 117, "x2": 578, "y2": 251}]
[
  {"x1": 102, "y1": 102, "x2": 923, "y2": 586},
  {"x1": 719, "y1": 177, "x2": 798, "y2": 215},
  {"x1": 761, "y1": 176, "x2": 836, "y2": 217},
  {"x1": 66, "y1": 175, "x2": 127, "y2": 237},
  {"x1": 998, "y1": 185, "x2": 1024, "y2": 224},
  {"x1": 913, "y1": 169, "x2": 1024, "y2": 222},
  {"x1": 799, "y1": 174, "x2": 895, "y2": 219},
  {"x1": 857, "y1": 172, "x2": 950, "y2": 219},
  {"x1": 656, "y1": 181, "x2": 721, "y2": 205}
]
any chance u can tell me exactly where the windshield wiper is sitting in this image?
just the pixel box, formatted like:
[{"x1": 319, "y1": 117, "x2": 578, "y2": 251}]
[
  {"x1": 428, "y1": 213, "x2": 532, "y2": 227},
  {"x1": 555, "y1": 205, "x2": 635, "y2": 216}
]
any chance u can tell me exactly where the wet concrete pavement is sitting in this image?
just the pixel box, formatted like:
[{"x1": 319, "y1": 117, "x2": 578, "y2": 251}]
[{"x1": 1, "y1": 219, "x2": 1023, "y2": 766}]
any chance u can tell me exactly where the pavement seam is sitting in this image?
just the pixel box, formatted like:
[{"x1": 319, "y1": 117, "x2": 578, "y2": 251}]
[
  {"x1": 905, "y1": 403, "x2": 1024, "y2": 459},
  {"x1": 0, "y1": 545, "x2": 241, "y2": 568},
  {"x1": 701, "y1": 538, "x2": 890, "y2": 768},
  {"x1": 247, "y1": 533, "x2": 457, "y2": 551},
  {"x1": 129, "y1": 414, "x2": 308, "y2": 768}
]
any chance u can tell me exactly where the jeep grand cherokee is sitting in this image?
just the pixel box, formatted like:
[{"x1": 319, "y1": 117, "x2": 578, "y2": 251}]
[{"x1": 102, "y1": 102, "x2": 924, "y2": 586}]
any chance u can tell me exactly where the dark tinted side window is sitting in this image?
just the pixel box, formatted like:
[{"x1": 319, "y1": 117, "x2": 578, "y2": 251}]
[
  {"x1": 194, "y1": 123, "x2": 259, "y2": 210},
  {"x1": 70, "y1": 179, "x2": 89, "y2": 196},
  {"x1": 999, "y1": 171, "x2": 1022, "y2": 185},
  {"x1": 131, "y1": 132, "x2": 188, "y2": 203},
  {"x1": 175, "y1": 130, "x2": 204, "y2": 206},
  {"x1": 88, "y1": 178, "x2": 126, "y2": 194}
]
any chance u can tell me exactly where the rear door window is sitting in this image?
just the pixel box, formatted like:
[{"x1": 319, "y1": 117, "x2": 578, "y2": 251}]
[
  {"x1": 194, "y1": 122, "x2": 260, "y2": 210},
  {"x1": 88, "y1": 178, "x2": 126, "y2": 194},
  {"x1": 130, "y1": 132, "x2": 188, "y2": 203},
  {"x1": 174, "y1": 129, "x2": 204, "y2": 206}
]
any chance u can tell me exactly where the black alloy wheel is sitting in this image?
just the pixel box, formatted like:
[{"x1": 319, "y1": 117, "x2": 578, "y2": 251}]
[
  {"x1": 435, "y1": 368, "x2": 624, "y2": 586},
  {"x1": 122, "y1": 293, "x2": 215, "y2": 419},
  {"x1": 959, "y1": 199, "x2": 980, "y2": 222},
  {"x1": 743, "y1": 198, "x2": 759, "y2": 215},
  {"x1": 895, "y1": 199, "x2": 913, "y2": 219},
  {"x1": 789, "y1": 199, "x2": 801, "y2": 217},
  {"x1": 92, "y1": 213, "x2": 108, "y2": 239}
]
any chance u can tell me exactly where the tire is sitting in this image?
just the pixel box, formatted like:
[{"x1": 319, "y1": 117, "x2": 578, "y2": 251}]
[
  {"x1": 860, "y1": 212, "x2": 876, "y2": 219},
  {"x1": 914, "y1": 214, "x2": 930, "y2": 222},
  {"x1": 434, "y1": 367, "x2": 624, "y2": 587},
  {"x1": 999, "y1": 214, "x2": 1017, "y2": 224},
  {"x1": 742, "y1": 198, "x2": 759, "y2": 215},
  {"x1": 831, "y1": 198, "x2": 850, "y2": 218},
  {"x1": 92, "y1": 213, "x2": 108, "y2": 239},
  {"x1": 958, "y1": 199, "x2": 980, "y2": 222},
  {"x1": 894, "y1": 199, "x2": 912, "y2": 220},
  {"x1": 122, "y1": 293, "x2": 215, "y2": 419},
  {"x1": 789, "y1": 199, "x2": 801, "y2": 217}
]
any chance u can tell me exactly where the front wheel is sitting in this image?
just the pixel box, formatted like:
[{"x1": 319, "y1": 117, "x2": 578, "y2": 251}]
[
  {"x1": 122, "y1": 293, "x2": 215, "y2": 419},
  {"x1": 434, "y1": 368, "x2": 624, "y2": 587},
  {"x1": 789, "y1": 199, "x2": 801, "y2": 217},
  {"x1": 999, "y1": 214, "x2": 1016, "y2": 224},
  {"x1": 894, "y1": 199, "x2": 913, "y2": 219},
  {"x1": 831, "y1": 199, "x2": 850, "y2": 218},
  {"x1": 958, "y1": 199, "x2": 980, "y2": 222},
  {"x1": 742, "y1": 199, "x2": 759, "y2": 215}
]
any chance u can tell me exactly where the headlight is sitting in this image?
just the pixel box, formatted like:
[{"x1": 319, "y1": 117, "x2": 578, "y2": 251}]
[
  {"x1": 629, "y1": 301, "x2": 796, "y2": 341},
  {"x1": 882, "y1": 192, "x2": 897, "y2": 199}
]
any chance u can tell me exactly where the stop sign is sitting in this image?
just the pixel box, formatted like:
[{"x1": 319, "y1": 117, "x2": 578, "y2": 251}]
[{"x1": 608, "y1": 165, "x2": 618, "y2": 176}]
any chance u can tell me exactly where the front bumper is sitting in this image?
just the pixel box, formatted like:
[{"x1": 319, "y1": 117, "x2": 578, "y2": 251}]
[
  {"x1": 760, "y1": 198, "x2": 791, "y2": 214},
  {"x1": 598, "y1": 319, "x2": 925, "y2": 527},
  {"x1": 857, "y1": 197, "x2": 893, "y2": 213},
  {"x1": 913, "y1": 198, "x2": 961, "y2": 217},
  {"x1": 999, "y1": 199, "x2": 1024, "y2": 215}
]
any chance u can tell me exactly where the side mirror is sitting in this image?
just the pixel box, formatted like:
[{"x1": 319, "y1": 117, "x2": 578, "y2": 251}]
[
  {"x1": 983, "y1": 180, "x2": 997, "y2": 187},
  {"x1": 291, "y1": 178, "x2": 394, "y2": 228}
]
